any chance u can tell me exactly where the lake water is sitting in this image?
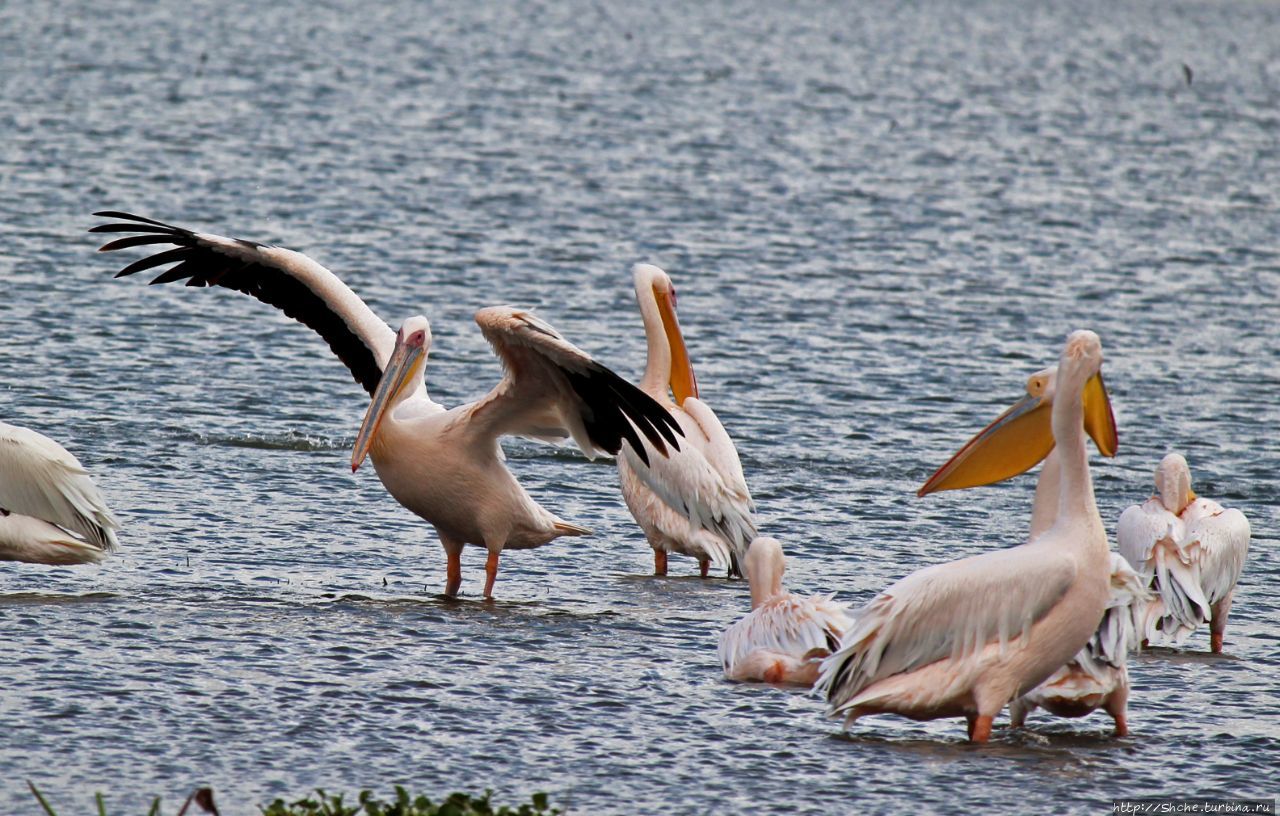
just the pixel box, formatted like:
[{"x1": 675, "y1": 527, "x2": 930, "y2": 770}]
[{"x1": 1, "y1": 0, "x2": 1278, "y2": 813}]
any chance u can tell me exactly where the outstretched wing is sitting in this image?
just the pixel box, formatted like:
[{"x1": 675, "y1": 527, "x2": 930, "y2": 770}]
[
  {"x1": 465, "y1": 307, "x2": 681, "y2": 465},
  {"x1": 817, "y1": 544, "x2": 1076, "y2": 712},
  {"x1": 0, "y1": 422, "x2": 120, "y2": 550},
  {"x1": 92, "y1": 211, "x2": 396, "y2": 396}
]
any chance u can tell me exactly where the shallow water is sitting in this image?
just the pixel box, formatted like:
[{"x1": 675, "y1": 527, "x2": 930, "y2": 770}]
[{"x1": 1, "y1": 0, "x2": 1278, "y2": 812}]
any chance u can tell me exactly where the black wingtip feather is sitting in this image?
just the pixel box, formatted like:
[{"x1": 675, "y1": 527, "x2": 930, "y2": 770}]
[
  {"x1": 93, "y1": 210, "x2": 175, "y2": 228},
  {"x1": 90, "y1": 223, "x2": 177, "y2": 235},
  {"x1": 97, "y1": 234, "x2": 179, "y2": 252},
  {"x1": 562, "y1": 363, "x2": 684, "y2": 466},
  {"x1": 117, "y1": 246, "x2": 190, "y2": 277}
]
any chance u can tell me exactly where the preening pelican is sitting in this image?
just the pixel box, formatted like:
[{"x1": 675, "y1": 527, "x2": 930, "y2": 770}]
[
  {"x1": 1010, "y1": 553, "x2": 1149, "y2": 735},
  {"x1": 93, "y1": 212, "x2": 682, "y2": 598},
  {"x1": 1, "y1": 421, "x2": 120, "y2": 565},
  {"x1": 616, "y1": 264, "x2": 755, "y2": 578},
  {"x1": 816, "y1": 330, "x2": 1116, "y2": 743},
  {"x1": 1117, "y1": 453, "x2": 1251, "y2": 653},
  {"x1": 718, "y1": 537, "x2": 852, "y2": 685}
]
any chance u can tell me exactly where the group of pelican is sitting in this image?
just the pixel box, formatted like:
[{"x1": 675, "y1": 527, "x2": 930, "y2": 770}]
[{"x1": 0, "y1": 212, "x2": 1252, "y2": 746}]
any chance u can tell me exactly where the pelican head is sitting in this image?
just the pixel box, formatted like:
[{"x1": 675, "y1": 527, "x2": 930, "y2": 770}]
[
  {"x1": 917, "y1": 331, "x2": 1117, "y2": 496},
  {"x1": 634, "y1": 263, "x2": 698, "y2": 404},
  {"x1": 351, "y1": 315, "x2": 431, "y2": 472},
  {"x1": 744, "y1": 536, "x2": 786, "y2": 609},
  {"x1": 1155, "y1": 452, "x2": 1195, "y2": 513}
]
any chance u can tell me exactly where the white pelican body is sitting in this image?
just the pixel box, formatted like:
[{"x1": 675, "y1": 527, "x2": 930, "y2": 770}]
[
  {"x1": 1010, "y1": 553, "x2": 1149, "y2": 734},
  {"x1": 718, "y1": 537, "x2": 852, "y2": 685},
  {"x1": 918, "y1": 363, "x2": 1137, "y2": 734},
  {"x1": 1, "y1": 421, "x2": 120, "y2": 565},
  {"x1": 95, "y1": 212, "x2": 681, "y2": 598},
  {"x1": 818, "y1": 331, "x2": 1116, "y2": 742},
  {"x1": 1117, "y1": 453, "x2": 1251, "y2": 653},
  {"x1": 617, "y1": 264, "x2": 755, "y2": 577}
]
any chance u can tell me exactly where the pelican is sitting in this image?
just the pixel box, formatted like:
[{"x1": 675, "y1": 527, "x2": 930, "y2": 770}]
[
  {"x1": 1009, "y1": 553, "x2": 1150, "y2": 736},
  {"x1": 816, "y1": 330, "x2": 1116, "y2": 743},
  {"x1": 718, "y1": 536, "x2": 853, "y2": 685},
  {"x1": 919, "y1": 364, "x2": 1136, "y2": 735},
  {"x1": 616, "y1": 264, "x2": 755, "y2": 578},
  {"x1": 1, "y1": 421, "x2": 120, "y2": 565},
  {"x1": 1117, "y1": 453, "x2": 1251, "y2": 653},
  {"x1": 93, "y1": 212, "x2": 682, "y2": 598}
]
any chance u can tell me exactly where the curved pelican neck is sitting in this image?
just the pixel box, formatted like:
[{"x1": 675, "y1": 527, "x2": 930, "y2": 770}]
[
  {"x1": 636, "y1": 284, "x2": 672, "y2": 398},
  {"x1": 749, "y1": 561, "x2": 783, "y2": 609},
  {"x1": 745, "y1": 540, "x2": 786, "y2": 609},
  {"x1": 1029, "y1": 447, "x2": 1060, "y2": 539},
  {"x1": 1050, "y1": 372, "x2": 1099, "y2": 528}
]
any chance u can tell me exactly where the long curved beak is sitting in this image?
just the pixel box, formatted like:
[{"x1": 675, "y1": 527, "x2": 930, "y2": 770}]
[
  {"x1": 1083, "y1": 372, "x2": 1118, "y2": 457},
  {"x1": 917, "y1": 373, "x2": 1117, "y2": 496},
  {"x1": 917, "y1": 391, "x2": 1052, "y2": 496},
  {"x1": 351, "y1": 332, "x2": 425, "y2": 472},
  {"x1": 654, "y1": 286, "x2": 698, "y2": 404}
]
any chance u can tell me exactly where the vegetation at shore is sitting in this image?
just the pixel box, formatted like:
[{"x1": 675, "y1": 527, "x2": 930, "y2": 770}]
[{"x1": 28, "y1": 783, "x2": 562, "y2": 816}]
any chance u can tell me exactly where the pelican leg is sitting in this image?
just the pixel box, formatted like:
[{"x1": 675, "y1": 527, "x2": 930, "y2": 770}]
[
  {"x1": 483, "y1": 550, "x2": 500, "y2": 599},
  {"x1": 1209, "y1": 591, "x2": 1234, "y2": 654},
  {"x1": 968, "y1": 714, "x2": 993, "y2": 743},
  {"x1": 699, "y1": 559, "x2": 710, "y2": 579},
  {"x1": 1111, "y1": 712, "x2": 1129, "y2": 737},
  {"x1": 441, "y1": 538, "x2": 464, "y2": 597},
  {"x1": 1009, "y1": 699, "x2": 1030, "y2": 729},
  {"x1": 1104, "y1": 683, "x2": 1129, "y2": 736},
  {"x1": 653, "y1": 549, "x2": 668, "y2": 576}
]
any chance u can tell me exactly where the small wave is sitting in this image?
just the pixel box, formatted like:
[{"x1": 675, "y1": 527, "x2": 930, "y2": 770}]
[
  {"x1": 189, "y1": 431, "x2": 348, "y2": 452},
  {"x1": 0, "y1": 591, "x2": 119, "y2": 606}
]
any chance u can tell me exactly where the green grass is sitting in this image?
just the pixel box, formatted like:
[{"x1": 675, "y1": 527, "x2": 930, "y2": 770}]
[
  {"x1": 260, "y1": 787, "x2": 562, "y2": 816},
  {"x1": 26, "y1": 783, "x2": 561, "y2": 816}
]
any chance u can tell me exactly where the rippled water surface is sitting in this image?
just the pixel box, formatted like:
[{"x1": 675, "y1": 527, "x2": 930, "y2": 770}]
[{"x1": 2, "y1": 0, "x2": 1279, "y2": 812}]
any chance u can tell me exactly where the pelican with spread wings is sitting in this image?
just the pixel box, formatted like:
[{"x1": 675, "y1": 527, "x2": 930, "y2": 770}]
[{"x1": 93, "y1": 212, "x2": 681, "y2": 598}]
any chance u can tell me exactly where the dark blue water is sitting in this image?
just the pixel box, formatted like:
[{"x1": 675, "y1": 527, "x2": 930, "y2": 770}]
[{"x1": 1, "y1": 0, "x2": 1277, "y2": 812}]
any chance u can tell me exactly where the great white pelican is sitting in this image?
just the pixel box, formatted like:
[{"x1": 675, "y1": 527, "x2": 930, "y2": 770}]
[
  {"x1": 918, "y1": 363, "x2": 1138, "y2": 735},
  {"x1": 616, "y1": 264, "x2": 756, "y2": 578},
  {"x1": 816, "y1": 330, "x2": 1116, "y2": 743},
  {"x1": 718, "y1": 536, "x2": 852, "y2": 686},
  {"x1": 1117, "y1": 453, "x2": 1251, "y2": 653}
]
